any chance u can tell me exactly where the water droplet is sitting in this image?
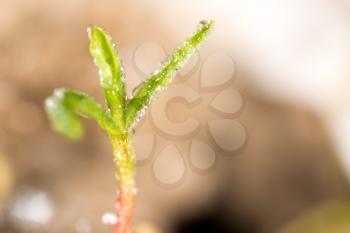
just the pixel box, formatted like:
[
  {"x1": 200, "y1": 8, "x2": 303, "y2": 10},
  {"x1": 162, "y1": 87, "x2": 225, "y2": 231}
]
[
  {"x1": 87, "y1": 26, "x2": 92, "y2": 40},
  {"x1": 209, "y1": 89, "x2": 243, "y2": 115},
  {"x1": 179, "y1": 51, "x2": 200, "y2": 77},
  {"x1": 190, "y1": 140, "x2": 216, "y2": 171},
  {"x1": 132, "y1": 188, "x2": 138, "y2": 194},
  {"x1": 102, "y1": 212, "x2": 118, "y2": 225},
  {"x1": 45, "y1": 98, "x2": 55, "y2": 108},
  {"x1": 54, "y1": 88, "x2": 65, "y2": 98},
  {"x1": 208, "y1": 120, "x2": 246, "y2": 151},
  {"x1": 152, "y1": 144, "x2": 185, "y2": 185}
]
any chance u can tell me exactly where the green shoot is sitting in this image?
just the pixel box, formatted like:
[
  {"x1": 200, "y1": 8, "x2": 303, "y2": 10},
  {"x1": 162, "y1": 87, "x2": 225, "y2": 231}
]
[{"x1": 45, "y1": 20, "x2": 214, "y2": 233}]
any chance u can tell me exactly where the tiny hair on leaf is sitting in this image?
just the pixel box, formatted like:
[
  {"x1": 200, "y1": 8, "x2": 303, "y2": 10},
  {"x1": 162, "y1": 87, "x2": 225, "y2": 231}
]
[{"x1": 45, "y1": 20, "x2": 214, "y2": 233}]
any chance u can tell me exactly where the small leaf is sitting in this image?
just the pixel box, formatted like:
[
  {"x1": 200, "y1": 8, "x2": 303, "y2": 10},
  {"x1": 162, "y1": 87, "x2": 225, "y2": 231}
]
[
  {"x1": 89, "y1": 26, "x2": 126, "y2": 130},
  {"x1": 45, "y1": 88, "x2": 118, "y2": 140},
  {"x1": 125, "y1": 20, "x2": 214, "y2": 128}
]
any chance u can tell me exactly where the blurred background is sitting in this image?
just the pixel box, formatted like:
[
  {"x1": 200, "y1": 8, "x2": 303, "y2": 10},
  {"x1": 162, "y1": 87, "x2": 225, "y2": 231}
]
[{"x1": 1, "y1": 0, "x2": 350, "y2": 232}]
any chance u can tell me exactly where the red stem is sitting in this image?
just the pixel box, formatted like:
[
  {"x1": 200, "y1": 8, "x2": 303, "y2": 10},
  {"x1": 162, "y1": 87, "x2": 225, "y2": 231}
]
[
  {"x1": 114, "y1": 191, "x2": 136, "y2": 233},
  {"x1": 111, "y1": 136, "x2": 136, "y2": 233}
]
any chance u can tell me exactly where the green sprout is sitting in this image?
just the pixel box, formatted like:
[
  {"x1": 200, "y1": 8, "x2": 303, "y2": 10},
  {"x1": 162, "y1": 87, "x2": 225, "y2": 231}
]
[{"x1": 45, "y1": 20, "x2": 213, "y2": 233}]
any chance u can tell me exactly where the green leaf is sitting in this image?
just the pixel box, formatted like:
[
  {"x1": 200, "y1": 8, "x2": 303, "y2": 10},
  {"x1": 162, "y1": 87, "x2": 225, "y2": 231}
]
[
  {"x1": 45, "y1": 88, "x2": 118, "y2": 140},
  {"x1": 89, "y1": 26, "x2": 126, "y2": 130},
  {"x1": 125, "y1": 20, "x2": 214, "y2": 128}
]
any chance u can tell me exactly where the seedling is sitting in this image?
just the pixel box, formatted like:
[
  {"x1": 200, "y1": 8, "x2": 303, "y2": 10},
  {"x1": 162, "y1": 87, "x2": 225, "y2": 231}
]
[{"x1": 45, "y1": 20, "x2": 213, "y2": 233}]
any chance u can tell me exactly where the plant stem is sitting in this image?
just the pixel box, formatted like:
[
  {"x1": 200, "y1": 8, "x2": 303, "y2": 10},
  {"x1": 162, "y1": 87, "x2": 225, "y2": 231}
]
[
  {"x1": 46, "y1": 20, "x2": 214, "y2": 233},
  {"x1": 110, "y1": 135, "x2": 136, "y2": 233}
]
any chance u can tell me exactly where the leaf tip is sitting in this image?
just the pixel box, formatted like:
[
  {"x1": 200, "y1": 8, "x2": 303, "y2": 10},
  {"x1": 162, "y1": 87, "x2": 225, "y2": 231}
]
[
  {"x1": 88, "y1": 25, "x2": 109, "y2": 41},
  {"x1": 200, "y1": 19, "x2": 214, "y2": 26},
  {"x1": 45, "y1": 88, "x2": 84, "y2": 141},
  {"x1": 87, "y1": 25, "x2": 98, "y2": 37},
  {"x1": 198, "y1": 19, "x2": 214, "y2": 34}
]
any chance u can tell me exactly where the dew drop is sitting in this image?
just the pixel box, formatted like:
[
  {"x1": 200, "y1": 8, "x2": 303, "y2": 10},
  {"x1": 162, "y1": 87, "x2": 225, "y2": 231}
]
[
  {"x1": 45, "y1": 98, "x2": 55, "y2": 108},
  {"x1": 179, "y1": 51, "x2": 200, "y2": 77},
  {"x1": 87, "y1": 26, "x2": 92, "y2": 40},
  {"x1": 54, "y1": 88, "x2": 65, "y2": 98},
  {"x1": 131, "y1": 187, "x2": 138, "y2": 194}
]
